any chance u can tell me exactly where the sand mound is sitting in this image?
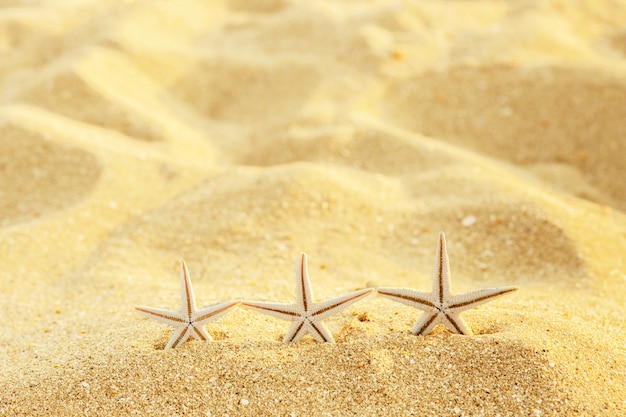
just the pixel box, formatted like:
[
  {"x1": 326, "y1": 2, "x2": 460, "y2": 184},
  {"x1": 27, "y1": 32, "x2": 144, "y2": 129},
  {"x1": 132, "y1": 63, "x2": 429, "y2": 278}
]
[
  {"x1": 16, "y1": 58, "x2": 163, "y2": 142},
  {"x1": 240, "y1": 123, "x2": 587, "y2": 284},
  {"x1": 611, "y1": 29, "x2": 626, "y2": 57},
  {"x1": 170, "y1": 56, "x2": 320, "y2": 126},
  {"x1": 382, "y1": 65, "x2": 626, "y2": 210},
  {"x1": 90, "y1": 163, "x2": 406, "y2": 291},
  {"x1": 1, "y1": 334, "x2": 566, "y2": 416},
  {"x1": 0, "y1": 123, "x2": 101, "y2": 227}
]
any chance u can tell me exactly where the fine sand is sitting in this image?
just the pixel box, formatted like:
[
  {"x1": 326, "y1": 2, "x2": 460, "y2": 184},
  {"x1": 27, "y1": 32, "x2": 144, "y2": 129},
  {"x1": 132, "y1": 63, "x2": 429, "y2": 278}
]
[{"x1": 1, "y1": 1, "x2": 626, "y2": 416}]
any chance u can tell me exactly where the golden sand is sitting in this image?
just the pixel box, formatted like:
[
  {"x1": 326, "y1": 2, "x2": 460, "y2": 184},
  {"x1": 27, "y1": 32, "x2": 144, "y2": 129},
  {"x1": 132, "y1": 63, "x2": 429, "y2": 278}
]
[{"x1": 1, "y1": 0, "x2": 625, "y2": 415}]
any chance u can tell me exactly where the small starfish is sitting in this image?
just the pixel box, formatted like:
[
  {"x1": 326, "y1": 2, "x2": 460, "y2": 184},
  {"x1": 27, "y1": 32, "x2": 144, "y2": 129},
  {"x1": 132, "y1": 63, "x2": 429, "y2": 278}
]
[
  {"x1": 136, "y1": 259, "x2": 239, "y2": 349},
  {"x1": 242, "y1": 253, "x2": 374, "y2": 343},
  {"x1": 377, "y1": 231, "x2": 518, "y2": 336}
]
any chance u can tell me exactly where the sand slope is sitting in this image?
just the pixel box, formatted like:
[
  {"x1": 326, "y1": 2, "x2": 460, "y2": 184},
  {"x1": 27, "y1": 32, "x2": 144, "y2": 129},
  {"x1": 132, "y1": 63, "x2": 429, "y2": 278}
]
[{"x1": 1, "y1": 0, "x2": 625, "y2": 416}]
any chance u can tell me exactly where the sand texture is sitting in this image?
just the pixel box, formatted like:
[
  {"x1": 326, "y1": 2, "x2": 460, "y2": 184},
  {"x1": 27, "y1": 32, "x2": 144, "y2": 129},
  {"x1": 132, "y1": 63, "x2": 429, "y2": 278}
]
[{"x1": 1, "y1": 0, "x2": 626, "y2": 416}]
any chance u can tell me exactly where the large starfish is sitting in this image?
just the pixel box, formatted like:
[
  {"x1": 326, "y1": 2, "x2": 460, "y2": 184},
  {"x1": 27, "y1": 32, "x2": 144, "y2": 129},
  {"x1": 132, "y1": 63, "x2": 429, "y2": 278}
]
[
  {"x1": 136, "y1": 259, "x2": 239, "y2": 349},
  {"x1": 242, "y1": 253, "x2": 374, "y2": 343},
  {"x1": 377, "y1": 231, "x2": 518, "y2": 336}
]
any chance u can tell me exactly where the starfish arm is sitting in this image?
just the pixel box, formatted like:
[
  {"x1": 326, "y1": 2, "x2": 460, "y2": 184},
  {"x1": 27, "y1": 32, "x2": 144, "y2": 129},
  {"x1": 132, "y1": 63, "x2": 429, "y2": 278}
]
[
  {"x1": 241, "y1": 301, "x2": 302, "y2": 321},
  {"x1": 135, "y1": 306, "x2": 187, "y2": 327},
  {"x1": 410, "y1": 312, "x2": 441, "y2": 335},
  {"x1": 166, "y1": 326, "x2": 192, "y2": 349},
  {"x1": 190, "y1": 324, "x2": 212, "y2": 341},
  {"x1": 377, "y1": 288, "x2": 437, "y2": 311},
  {"x1": 283, "y1": 319, "x2": 308, "y2": 342},
  {"x1": 432, "y1": 231, "x2": 452, "y2": 302},
  {"x1": 307, "y1": 320, "x2": 335, "y2": 343},
  {"x1": 179, "y1": 259, "x2": 198, "y2": 316},
  {"x1": 194, "y1": 301, "x2": 239, "y2": 324},
  {"x1": 295, "y1": 253, "x2": 315, "y2": 313},
  {"x1": 311, "y1": 288, "x2": 374, "y2": 320},
  {"x1": 441, "y1": 312, "x2": 473, "y2": 335},
  {"x1": 448, "y1": 286, "x2": 518, "y2": 312}
]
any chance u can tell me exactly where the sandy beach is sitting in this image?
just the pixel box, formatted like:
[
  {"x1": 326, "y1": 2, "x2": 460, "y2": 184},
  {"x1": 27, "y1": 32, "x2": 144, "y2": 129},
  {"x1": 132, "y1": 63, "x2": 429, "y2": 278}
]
[{"x1": 1, "y1": 0, "x2": 625, "y2": 415}]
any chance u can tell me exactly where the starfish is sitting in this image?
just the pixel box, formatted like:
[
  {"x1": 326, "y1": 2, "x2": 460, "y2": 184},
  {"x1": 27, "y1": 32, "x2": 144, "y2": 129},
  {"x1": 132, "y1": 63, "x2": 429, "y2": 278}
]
[
  {"x1": 136, "y1": 259, "x2": 239, "y2": 349},
  {"x1": 377, "y1": 231, "x2": 518, "y2": 336},
  {"x1": 241, "y1": 253, "x2": 374, "y2": 343}
]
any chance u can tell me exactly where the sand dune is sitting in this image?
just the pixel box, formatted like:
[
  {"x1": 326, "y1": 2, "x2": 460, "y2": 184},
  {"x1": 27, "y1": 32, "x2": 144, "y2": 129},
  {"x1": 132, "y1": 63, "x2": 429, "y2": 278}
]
[{"x1": 1, "y1": 1, "x2": 625, "y2": 416}]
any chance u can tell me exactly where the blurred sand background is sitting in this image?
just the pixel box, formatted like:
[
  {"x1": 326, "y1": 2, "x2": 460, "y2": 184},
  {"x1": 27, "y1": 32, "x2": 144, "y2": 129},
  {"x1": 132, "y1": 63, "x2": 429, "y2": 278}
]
[{"x1": 1, "y1": 0, "x2": 626, "y2": 415}]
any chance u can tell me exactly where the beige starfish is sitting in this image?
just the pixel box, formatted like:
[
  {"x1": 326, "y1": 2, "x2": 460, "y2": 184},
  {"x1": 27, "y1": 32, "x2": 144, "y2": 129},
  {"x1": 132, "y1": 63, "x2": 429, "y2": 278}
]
[
  {"x1": 242, "y1": 253, "x2": 374, "y2": 343},
  {"x1": 136, "y1": 259, "x2": 239, "y2": 349},
  {"x1": 378, "y1": 231, "x2": 518, "y2": 336}
]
